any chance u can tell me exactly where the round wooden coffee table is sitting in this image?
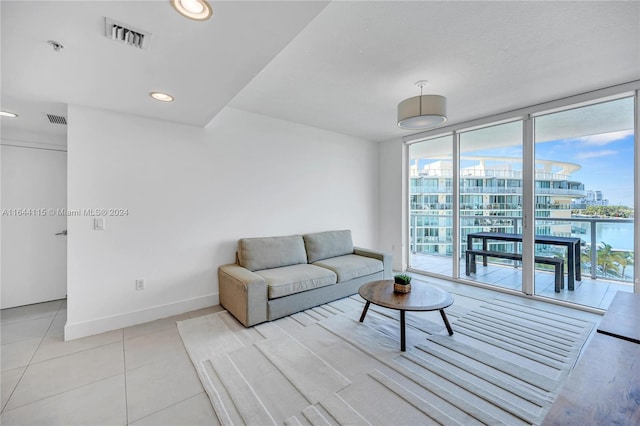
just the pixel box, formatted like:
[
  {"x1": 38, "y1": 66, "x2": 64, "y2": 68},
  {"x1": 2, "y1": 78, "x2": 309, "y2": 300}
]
[{"x1": 358, "y1": 279, "x2": 454, "y2": 351}]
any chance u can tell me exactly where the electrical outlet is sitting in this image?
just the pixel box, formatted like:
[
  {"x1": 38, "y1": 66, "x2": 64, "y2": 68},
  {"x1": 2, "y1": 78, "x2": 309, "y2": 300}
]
[{"x1": 135, "y1": 279, "x2": 145, "y2": 290}]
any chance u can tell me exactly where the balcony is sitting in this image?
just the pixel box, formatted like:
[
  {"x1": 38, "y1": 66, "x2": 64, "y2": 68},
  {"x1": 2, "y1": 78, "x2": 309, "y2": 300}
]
[
  {"x1": 409, "y1": 215, "x2": 634, "y2": 310},
  {"x1": 409, "y1": 252, "x2": 631, "y2": 310}
]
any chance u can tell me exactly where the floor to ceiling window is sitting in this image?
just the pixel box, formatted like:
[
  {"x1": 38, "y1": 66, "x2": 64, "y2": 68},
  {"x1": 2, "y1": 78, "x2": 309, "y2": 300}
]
[
  {"x1": 533, "y1": 96, "x2": 635, "y2": 306},
  {"x1": 406, "y1": 84, "x2": 638, "y2": 310},
  {"x1": 408, "y1": 135, "x2": 453, "y2": 276},
  {"x1": 459, "y1": 121, "x2": 523, "y2": 291}
]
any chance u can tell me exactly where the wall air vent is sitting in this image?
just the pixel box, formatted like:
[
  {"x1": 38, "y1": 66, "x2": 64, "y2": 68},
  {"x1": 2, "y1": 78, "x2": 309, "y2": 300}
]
[
  {"x1": 105, "y1": 17, "x2": 151, "y2": 50},
  {"x1": 46, "y1": 114, "x2": 67, "y2": 125}
]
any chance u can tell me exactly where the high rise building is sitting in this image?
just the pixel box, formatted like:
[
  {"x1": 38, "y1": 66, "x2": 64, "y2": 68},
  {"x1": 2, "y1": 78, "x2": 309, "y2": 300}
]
[
  {"x1": 572, "y1": 190, "x2": 609, "y2": 208},
  {"x1": 409, "y1": 157, "x2": 585, "y2": 256}
]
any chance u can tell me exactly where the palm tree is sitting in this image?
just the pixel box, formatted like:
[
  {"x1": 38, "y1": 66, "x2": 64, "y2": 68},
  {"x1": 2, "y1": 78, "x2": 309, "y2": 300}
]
[
  {"x1": 597, "y1": 242, "x2": 622, "y2": 278},
  {"x1": 581, "y1": 242, "x2": 627, "y2": 279},
  {"x1": 580, "y1": 244, "x2": 595, "y2": 275},
  {"x1": 616, "y1": 251, "x2": 634, "y2": 281}
]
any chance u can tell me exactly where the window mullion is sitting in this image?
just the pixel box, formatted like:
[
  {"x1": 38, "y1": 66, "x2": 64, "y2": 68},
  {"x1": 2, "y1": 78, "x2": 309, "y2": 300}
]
[
  {"x1": 453, "y1": 131, "x2": 460, "y2": 279},
  {"x1": 522, "y1": 116, "x2": 535, "y2": 295}
]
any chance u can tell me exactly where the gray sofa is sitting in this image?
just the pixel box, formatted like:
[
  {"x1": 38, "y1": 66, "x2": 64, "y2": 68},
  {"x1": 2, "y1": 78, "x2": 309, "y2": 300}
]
[{"x1": 218, "y1": 230, "x2": 392, "y2": 327}]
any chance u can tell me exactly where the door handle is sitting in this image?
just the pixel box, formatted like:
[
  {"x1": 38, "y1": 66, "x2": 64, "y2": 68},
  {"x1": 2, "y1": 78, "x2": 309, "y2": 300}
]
[{"x1": 55, "y1": 230, "x2": 68, "y2": 236}]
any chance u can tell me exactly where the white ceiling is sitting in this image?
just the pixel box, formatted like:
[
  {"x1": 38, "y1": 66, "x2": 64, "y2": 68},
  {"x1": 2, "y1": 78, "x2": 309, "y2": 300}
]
[{"x1": 2, "y1": 1, "x2": 639, "y2": 145}]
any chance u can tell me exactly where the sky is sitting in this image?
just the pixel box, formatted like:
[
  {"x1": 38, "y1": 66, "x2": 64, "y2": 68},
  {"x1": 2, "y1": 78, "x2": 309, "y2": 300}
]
[
  {"x1": 536, "y1": 129, "x2": 635, "y2": 207},
  {"x1": 415, "y1": 129, "x2": 635, "y2": 207}
]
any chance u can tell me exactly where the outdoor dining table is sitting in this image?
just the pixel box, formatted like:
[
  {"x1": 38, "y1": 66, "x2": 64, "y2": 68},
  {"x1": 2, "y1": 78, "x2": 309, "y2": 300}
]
[{"x1": 466, "y1": 232, "x2": 581, "y2": 290}]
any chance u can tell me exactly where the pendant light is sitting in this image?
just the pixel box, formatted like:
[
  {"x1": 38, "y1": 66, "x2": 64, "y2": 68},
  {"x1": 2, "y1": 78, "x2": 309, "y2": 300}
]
[{"x1": 397, "y1": 81, "x2": 447, "y2": 130}]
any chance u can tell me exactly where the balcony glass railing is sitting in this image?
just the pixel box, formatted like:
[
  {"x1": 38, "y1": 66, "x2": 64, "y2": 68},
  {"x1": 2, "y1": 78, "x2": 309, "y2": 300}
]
[
  {"x1": 411, "y1": 168, "x2": 584, "y2": 184},
  {"x1": 412, "y1": 187, "x2": 586, "y2": 197},
  {"x1": 409, "y1": 214, "x2": 635, "y2": 283},
  {"x1": 413, "y1": 203, "x2": 574, "y2": 211}
]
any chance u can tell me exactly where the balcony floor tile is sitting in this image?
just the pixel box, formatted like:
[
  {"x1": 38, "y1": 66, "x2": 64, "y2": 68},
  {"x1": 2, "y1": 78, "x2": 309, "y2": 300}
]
[{"x1": 410, "y1": 253, "x2": 633, "y2": 310}]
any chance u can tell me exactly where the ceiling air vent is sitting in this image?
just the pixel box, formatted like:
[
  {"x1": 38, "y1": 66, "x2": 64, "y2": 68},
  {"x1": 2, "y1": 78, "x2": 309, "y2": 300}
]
[
  {"x1": 46, "y1": 114, "x2": 67, "y2": 125},
  {"x1": 105, "y1": 17, "x2": 151, "y2": 50}
]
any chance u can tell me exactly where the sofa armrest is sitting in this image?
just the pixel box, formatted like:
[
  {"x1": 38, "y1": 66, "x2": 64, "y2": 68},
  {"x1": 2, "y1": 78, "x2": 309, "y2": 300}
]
[
  {"x1": 353, "y1": 247, "x2": 393, "y2": 279},
  {"x1": 218, "y1": 264, "x2": 268, "y2": 327}
]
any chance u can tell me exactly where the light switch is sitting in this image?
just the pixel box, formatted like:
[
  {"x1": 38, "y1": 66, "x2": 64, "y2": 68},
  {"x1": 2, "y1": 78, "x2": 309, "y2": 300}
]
[{"x1": 94, "y1": 218, "x2": 105, "y2": 230}]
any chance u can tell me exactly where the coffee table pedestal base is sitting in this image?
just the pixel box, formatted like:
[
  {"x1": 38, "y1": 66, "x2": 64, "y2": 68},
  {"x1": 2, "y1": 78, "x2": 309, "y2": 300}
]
[{"x1": 359, "y1": 300, "x2": 454, "y2": 352}]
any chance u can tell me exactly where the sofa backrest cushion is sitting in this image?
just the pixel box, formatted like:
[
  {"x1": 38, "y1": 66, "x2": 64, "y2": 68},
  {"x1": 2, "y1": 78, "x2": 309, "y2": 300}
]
[
  {"x1": 303, "y1": 230, "x2": 354, "y2": 263},
  {"x1": 238, "y1": 235, "x2": 308, "y2": 272}
]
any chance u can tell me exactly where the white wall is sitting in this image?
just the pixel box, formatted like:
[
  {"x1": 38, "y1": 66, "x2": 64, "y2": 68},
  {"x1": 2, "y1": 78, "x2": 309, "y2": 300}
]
[
  {"x1": 65, "y1": 105, "x2": 380, "y2": 339},
  {"x1": 378, "y1": 138, "x2": 405, "y2": 272}
]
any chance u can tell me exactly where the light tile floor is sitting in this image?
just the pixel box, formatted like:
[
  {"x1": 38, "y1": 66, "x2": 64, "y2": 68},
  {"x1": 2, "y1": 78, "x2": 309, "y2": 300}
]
[
  {"x1": 1, "y1": 299, "x2": 224, "y2": 426},
  {"x1": 0, "y1": 281, "x2": 604, "y2": 426}
]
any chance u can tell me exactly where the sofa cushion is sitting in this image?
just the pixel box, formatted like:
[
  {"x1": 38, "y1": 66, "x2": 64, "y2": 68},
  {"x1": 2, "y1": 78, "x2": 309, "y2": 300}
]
[
  {"x1": 313, "y1": 254, "x2": 383, "y2": 282},
  {"x1": 238, "y1": 235, "x2": 307, "y2": 272},
  {"x1": 255, "y1": 264, "x2": 337, "y2": 299},
  {"x1": 303, "y1": 230, "x2": 354, "y2": 263}
]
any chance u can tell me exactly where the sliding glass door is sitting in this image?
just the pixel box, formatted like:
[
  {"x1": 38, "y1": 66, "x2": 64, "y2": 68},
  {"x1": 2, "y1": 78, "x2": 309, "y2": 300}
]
[{"x1": 459, "y1": 122, "x2": 523, "y2": 291}]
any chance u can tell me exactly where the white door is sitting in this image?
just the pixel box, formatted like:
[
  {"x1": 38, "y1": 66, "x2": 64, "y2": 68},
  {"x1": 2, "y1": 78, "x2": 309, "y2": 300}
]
[{"x1": 1, "y1": 145, "x2": 67, "y2": 308}]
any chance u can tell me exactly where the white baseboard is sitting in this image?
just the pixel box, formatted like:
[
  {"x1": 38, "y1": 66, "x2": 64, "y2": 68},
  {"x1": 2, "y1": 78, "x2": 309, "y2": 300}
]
[{"x1": 64, "y1": 293, "x2": 219, "y2": 341}]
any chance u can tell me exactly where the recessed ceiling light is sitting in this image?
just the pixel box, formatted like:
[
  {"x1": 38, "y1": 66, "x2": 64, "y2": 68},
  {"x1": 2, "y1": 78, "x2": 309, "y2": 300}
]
[
  {"x1": 0, "y1": 111, "x2": 18, "y2": 118},
  {"x1": 171, "y1": 0, "x2": 213, "y2": 21},
  {"x1": 150, "y1": 92, "x2": 174, "y2": 102}
]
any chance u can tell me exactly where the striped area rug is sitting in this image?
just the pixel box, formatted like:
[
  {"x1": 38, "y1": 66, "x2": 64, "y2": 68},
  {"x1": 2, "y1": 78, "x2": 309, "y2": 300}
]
[{"x1": 177, "y1": 293, "x2": 594, "y2": 425}]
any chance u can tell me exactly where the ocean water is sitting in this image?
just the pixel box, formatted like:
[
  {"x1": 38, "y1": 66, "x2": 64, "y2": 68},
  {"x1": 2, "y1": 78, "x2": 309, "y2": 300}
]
[{"x1": 572, "y1": 221, "x2": 634, "y2": 251}]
